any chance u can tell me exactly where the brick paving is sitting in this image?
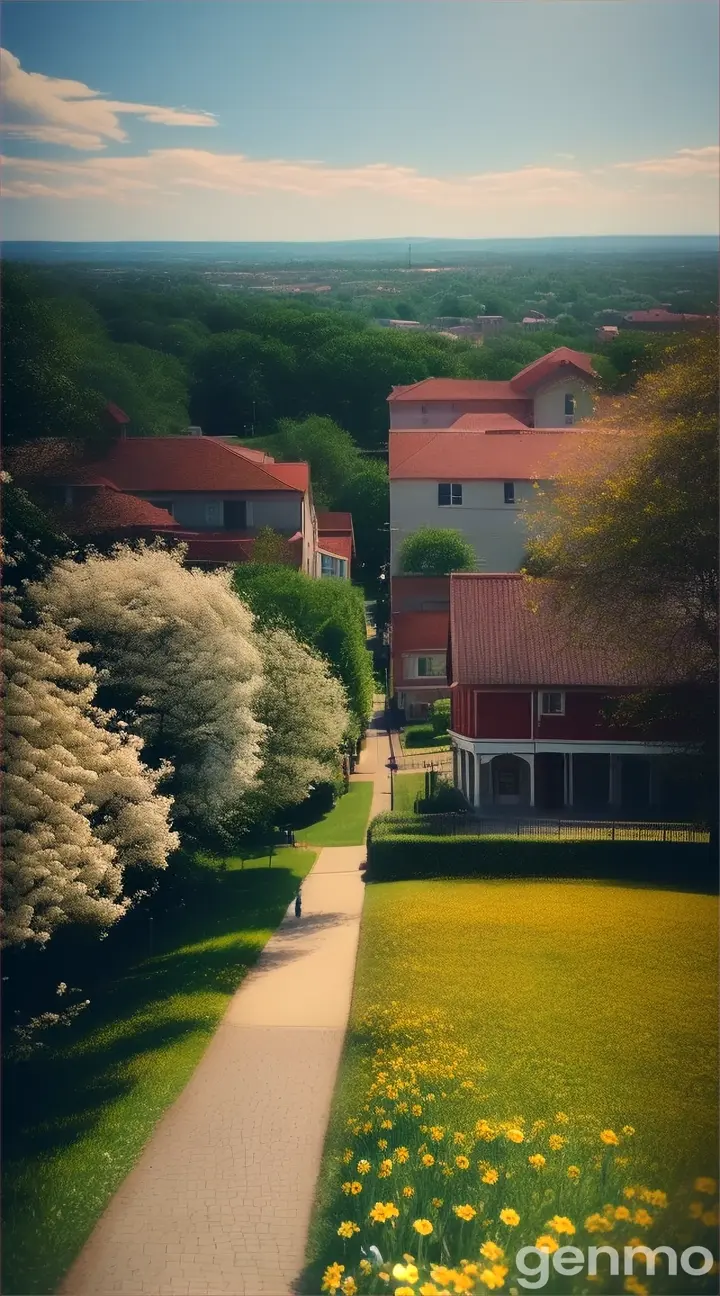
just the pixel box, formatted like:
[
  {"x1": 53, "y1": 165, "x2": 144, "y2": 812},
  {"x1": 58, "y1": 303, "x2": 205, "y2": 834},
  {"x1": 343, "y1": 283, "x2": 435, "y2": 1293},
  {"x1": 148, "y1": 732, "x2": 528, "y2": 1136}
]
[{"x1": 62, "y1": 711, "x2": 391, "y2": 1296}]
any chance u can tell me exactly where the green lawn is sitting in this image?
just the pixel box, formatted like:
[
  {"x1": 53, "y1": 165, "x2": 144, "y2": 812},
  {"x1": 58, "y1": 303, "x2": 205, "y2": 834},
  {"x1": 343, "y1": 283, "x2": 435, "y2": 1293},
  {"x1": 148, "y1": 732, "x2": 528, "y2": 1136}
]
[
  {"x1": 400, "y1": 723, "x2": 450, "y2": 752},
  {"x1": 295, "y1": 780, "x2": 375, "y2": 846},
  {"x1": 305, "y1": 877, "x2": 718, "y2": 1291},
  {"x1": 392, "y1": 771, "x2": 425, "y2": 814},
  {"x1": 2, "y1": 847, "x2": 316, "y2": 1296}
]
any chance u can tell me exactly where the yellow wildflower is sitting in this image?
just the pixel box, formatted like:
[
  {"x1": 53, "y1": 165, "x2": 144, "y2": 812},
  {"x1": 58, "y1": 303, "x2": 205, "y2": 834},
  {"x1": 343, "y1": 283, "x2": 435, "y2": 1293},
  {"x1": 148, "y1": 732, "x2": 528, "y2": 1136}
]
[
  {"x1": 431, "y1": 1197, "x2": 444, "y2": 1208},
  {"x1": 695, "y1": 1177, "x2": 718, "y2": 1194},
  {"x1": 548, "y1": 1134, "x2": 566, "y2": 1151},
  {"x1": 413, "y1": 1218, "x2": 433, "y2": 1236},
  {"x1": 547, "y1": 1215, "x2": 576, "y2": 1235},
  {"x1": 535, "y1": 1235, "x2": 559, "y2": 1254},
  {"x1": 499, "y1": 1208, "x2": 520, "y2": 1227},
  {"x1": 412, "y1": 1104, "x2": 423, "y2": 1116},
  {"x1": 453, "y1": 1274, "x2": 474, "y2": 1292},
  {"x1": 567, "y1": 1165, "x2": 581, "y2": 1180},
  {"x1": 337, "y1": 1221, "x2": 360, "y2": 1238},
  {"x1": 555, "y1": 1112, "x2": 569, "y2": 1124},
  {"x1": 395, "y1": 1101, "x2": 408, "y2": 1113},
  {"x1": 402, "y1": 1186, "x2": 415, "y2": 1198},
  {"x1": 393, "y1": 1263, "x2": 419, "y2": 1285},
  {"x1": 422, "y1": 1154, "x2": 435, "y2": 1167},
  {"x1": 475, "y1": 1120, "x2": 497, "y2": 1141},
  {"x1": 622, "y1": 1125, "x2": 636, "y2": 1136},
  {"x1": 342, "y1": 1149, "x2": 353, "y2": 1164},
  {"x1": 623, "y1": 1187, "x2": 637, "y2": 1199},
  {"x1": 479, "y1": 1266, "x2": 508, "y2": 1291},
  {"x1": 378, "y1": 1273, "x2": 390, "y2": 1283},
  {"x1": 482, "y1": 1168, "x2": 499, "y2": 1185},
  {"x1": 639, "y1": 1189, "x2": 667, "y2": 1208},
  {"x1": 624, "y1": 1279, "x2": 648, "y2": 1296},
  {"x1": 633, "y1": 1209, "x2": 653, "y2": 1228},
  {"x1": 614, "y1": 1206, "x2": 631, "y2": 1221},
  {"x1": 378, "y1": 1140, "x2": 388, "y2": 1150},
  {"x1": 359, "y1": 1260, "x2": 373, "y2": 1276},
  {"x1": 506, "y1": 1128, "x2": 524, "y2": 1144},
  {"x1": 480, "y1": 1242, "x2": 504, "y2": 1262},
  {"x1": 585, "y1": 1213, "x2": 613, "y2": 1233},
  {"x1": 600, "y1": 1129, "x2": 620, "y2": 1146},
  {"x1": 395, "y1": 1287, "x2": 415, "y2": 1296},
  {"x1": 430, "y1": 1266, "x2": 456, "y2": 1287},
  {"x1": 357, "y1": 1160, "x2": 371, "y2": 1175},
  {"x1": 454, "y1": 1204, "x2": 477, "y2": 1222},
  {"x1": 378, "y1": 1159, "x2": 393, "y2": 1179},
  {"x1": 362, "y1": 1122, "x2": 372, "y2": 1134},
  {"x1": 703, "y1": 1209, "x2": 719, "y2": 1227},
  {"x1": 322, "y1": 1263, "x2": 345, "y2": 1293},
  {"x1": 429, "y1": 1126, "x2": 445, "y2": 1142},
  {"x1": 454, "y1": 1132, "x2": 466, "y2": 1144},
  {"x1": 419, "y1": 1287, "x2": 438, "y2": 1296},
  {"x1": 342, "y1": 1280, "x2": 357, "y2": 1296},
  {"x1": 455, "y1": 1155, "x2": 470, "y2": 1170},
  {"x1": 528, "y1": 1154, "x2": 546, "y2": 1170},
  {"x1": 396, "y1": 1146, "x2": 410, "y2": 1164}
]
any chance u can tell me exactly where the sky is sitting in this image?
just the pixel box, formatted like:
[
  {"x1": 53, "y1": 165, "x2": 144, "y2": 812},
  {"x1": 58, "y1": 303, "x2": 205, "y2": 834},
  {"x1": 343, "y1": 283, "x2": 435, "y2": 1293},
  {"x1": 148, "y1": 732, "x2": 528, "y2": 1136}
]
[{"x1": 2, "y1": 0, "x2": 719, "y2": 241}]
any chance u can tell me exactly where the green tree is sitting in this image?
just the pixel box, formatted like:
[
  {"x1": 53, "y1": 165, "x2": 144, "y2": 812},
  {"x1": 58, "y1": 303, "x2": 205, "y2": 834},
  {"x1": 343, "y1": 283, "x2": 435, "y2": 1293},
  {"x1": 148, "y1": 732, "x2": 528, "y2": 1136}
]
[
  {"x1": 232, "y1": 563, "x2": 373, "y2": 741},
  {"x1": 399, "y1": 527, "x2": 476, "y2": 576},
  {"x1": 189, "y1": 330, "x2": 297, "y2": 435}
]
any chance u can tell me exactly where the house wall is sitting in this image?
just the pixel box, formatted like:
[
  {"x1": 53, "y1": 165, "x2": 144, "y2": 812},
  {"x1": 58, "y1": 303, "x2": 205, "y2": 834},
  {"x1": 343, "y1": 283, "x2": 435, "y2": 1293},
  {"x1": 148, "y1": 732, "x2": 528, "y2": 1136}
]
[
  {"x1": 452, "y1": 687, "x2": 642, "y2": 742},
  {"x1": 389, "y1": 398, "x2": 532, "y2": 430},
  {"x1": 533, "y1": 379, "x2": 594, "y2": 428},
  {"x1": 136, "y1": 490, "x2": 303, "y2": 533},
  {"x1": 390, "y1": 478, "x2": 545, "y2": 575},
  {"x1": 392, "y1": 575, "x2": 450, "y2": 613}
]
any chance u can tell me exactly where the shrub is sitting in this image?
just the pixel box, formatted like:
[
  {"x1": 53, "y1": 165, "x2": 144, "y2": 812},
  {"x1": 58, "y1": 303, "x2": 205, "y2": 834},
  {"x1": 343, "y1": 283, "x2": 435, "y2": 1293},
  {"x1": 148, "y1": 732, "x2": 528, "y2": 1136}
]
[
  {"x1": 416, "y1": 782, "x2": 467, "y2": 814},
  {"x1": 399, "y1": 526, "x2": 475, "y2": 576},
  {"x1": 365, "y1": 829, "x2": 714, "y2": 888},
  {"x1": 431, "y1": 696, "x2": 451, "y2": 736},
  {"x1": 403, "y1": 722, "x2": 434, "y2": 748}
]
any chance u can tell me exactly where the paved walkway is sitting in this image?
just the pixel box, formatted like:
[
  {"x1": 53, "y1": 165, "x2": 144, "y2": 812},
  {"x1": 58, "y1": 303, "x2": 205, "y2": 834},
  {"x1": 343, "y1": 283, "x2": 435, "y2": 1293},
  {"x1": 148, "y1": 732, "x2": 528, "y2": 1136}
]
[{"x1": 62, "y1": 710, "x2": 391, "y2": 1296}]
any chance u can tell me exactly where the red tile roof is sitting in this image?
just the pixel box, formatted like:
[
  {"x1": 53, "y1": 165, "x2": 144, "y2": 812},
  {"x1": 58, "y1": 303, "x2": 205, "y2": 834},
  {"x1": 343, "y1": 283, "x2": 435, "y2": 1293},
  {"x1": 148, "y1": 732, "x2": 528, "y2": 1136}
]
[
  {"x1": 174, "y1": 532, "x2": 303, "y2": 565},
  {"x1": 317, "y1": 511, "x2": 354, "y2": 533},
  {"x1": 84, "y1": 437, "x2": 307, "y2": 494},
  {"x1": 62, "y1": 488, "x2": 178, "y2": 534},
  {"x1": 392, "y1": 610, "x2": 450, "y2": 655},
  {"x1": 388, "y1": 378, "x2": 525, "y2": 403},
  {"x1": 450, "y1": 413, "x2": 532, "y2": 432},
  {"x1": 387, "y1": 349, "x2": 597, "y2": 404},
  {"x1": 319, "y1": 535, "x2": 353, "y2": 564},
  {"x1": 449, "y1": 574, "x2": 665, "y2": 688},
  {"x1": 508, "y1": 347, "x2": 597, "y2": 394},
  {"x1": 389, "y1": 429, "x2": 591, "y2": 480}
]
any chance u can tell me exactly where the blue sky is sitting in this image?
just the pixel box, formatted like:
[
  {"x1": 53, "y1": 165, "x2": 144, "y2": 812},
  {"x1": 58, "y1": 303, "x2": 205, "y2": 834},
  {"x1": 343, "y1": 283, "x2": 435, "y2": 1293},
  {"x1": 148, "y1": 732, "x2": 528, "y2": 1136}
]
[{"x1": 2, "y1": 1, "x2": 718, "y2": 240}]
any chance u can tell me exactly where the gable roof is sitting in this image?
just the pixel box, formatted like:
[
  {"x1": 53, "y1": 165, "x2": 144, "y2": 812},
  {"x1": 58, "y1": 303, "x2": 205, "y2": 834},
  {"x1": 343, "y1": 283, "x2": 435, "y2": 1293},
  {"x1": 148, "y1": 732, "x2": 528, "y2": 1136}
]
[
  {"x1": 392, "y1": 610, "x2": 450, "y2": 655},
  {"x1": 507, "y1": 346, "x2": 597, "y2": 394},
  {"x1": 83, "y1": 437, "x2": 308, "y2": 494},
  {"x1": 449, "y1": 574, "x2": 665, "y2": 688},
  {"x1": 387, "y1": 348, "x2": 597, "y2": 405},
  {"x1": 449, "y1": 413, "x2": 532, "y2": 432},
  {"x1": 389, "y1": 429, "x2": 590, "y2": 481},
  {"x1": 317, "y1": 510, "x2": 353, "y2": 533}
]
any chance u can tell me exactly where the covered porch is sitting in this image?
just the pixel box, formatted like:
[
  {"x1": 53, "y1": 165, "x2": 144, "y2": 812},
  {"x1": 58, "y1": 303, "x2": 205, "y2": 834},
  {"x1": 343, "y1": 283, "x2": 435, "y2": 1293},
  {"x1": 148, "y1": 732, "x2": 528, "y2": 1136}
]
[{"x1": 451, "y1": 742, "x2": 675, "y2": 817}]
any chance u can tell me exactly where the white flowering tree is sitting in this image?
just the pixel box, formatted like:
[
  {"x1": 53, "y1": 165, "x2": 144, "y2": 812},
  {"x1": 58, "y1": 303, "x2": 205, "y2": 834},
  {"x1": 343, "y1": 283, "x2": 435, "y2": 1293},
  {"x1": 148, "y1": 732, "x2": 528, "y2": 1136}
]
[
  {"x1": 251, "y1": 626, "x2": 349, "y2": 820},
  {"x1": 29, "y1": 544, "x2": 264, "y2": 839},
  {"x1": 2, "y1": 597, "x2": 178, "y2": 947}
]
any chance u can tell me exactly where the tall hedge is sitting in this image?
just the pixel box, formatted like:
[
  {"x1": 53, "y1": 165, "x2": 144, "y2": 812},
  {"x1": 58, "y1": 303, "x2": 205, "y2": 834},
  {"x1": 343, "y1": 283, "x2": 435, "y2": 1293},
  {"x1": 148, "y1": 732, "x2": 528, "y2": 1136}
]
[{"x1": 366, "y1": 831, "x2": 715, "y2": 890}]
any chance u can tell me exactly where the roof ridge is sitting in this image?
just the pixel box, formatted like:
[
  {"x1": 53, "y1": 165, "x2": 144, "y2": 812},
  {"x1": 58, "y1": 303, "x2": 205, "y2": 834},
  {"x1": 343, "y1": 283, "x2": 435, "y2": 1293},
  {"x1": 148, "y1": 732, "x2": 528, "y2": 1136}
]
[{"x1": 389, "y1": 430, "x2": 439, "y2": 471}]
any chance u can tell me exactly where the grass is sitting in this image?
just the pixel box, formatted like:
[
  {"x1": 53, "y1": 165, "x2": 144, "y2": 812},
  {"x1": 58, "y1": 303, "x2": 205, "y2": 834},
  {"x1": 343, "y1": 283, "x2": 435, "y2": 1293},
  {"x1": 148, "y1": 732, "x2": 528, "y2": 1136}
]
[
  {"x1": 392, "y1": 772, "x2": 425, "y2": 815},
  {"x1": 2, "y1": 846, "x2": 316, "y2": 1296},
  {"x1": 295, "y1": 780, "x2": 375, "y2": 846},
  {"x1": 305, "y1": 877, "x2": 718, "y2": 1290}
]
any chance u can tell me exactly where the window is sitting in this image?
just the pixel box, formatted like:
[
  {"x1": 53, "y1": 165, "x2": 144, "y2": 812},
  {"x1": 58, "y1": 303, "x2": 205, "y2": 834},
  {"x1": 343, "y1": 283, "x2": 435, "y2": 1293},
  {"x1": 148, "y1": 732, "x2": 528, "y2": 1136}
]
[
  {"x1": 503, "y1": 482, "x2": 515, "y2": 505},
  {"x1": 320, "y1": 554, "x2": 347, "y2": 578},
  {"x1": 223, "y1": 500, "x2": 247, "y2": 529},
  {"x1": 204, "y1": 501, "x2": 223, "y2": 527},
  {"x1": 438, "y1": 482, "x2": 462, "y2": 507},
  {"x1": 564, "y1": 392, "x2": 576, "y2": 425},
  {"x1": 417, "y1": 654, "x2": 446, "y2": 678},
  {"x1": 540, "y1": 691, "x2": 565, "y2": 716}
]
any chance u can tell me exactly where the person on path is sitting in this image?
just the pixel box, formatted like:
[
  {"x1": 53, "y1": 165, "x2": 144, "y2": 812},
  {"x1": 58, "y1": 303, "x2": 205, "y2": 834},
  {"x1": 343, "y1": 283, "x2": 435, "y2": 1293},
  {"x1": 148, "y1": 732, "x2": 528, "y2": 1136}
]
[{"x1": 294, "y1": 889, "x2": 302, "y2": 918}]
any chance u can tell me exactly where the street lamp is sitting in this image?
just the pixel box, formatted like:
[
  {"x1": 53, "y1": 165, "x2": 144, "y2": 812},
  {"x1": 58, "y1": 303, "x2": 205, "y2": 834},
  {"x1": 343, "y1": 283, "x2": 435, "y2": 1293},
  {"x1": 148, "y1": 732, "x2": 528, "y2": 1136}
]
[{"x1": 386, "y1": 755, "x2": 398, "y2": 811}]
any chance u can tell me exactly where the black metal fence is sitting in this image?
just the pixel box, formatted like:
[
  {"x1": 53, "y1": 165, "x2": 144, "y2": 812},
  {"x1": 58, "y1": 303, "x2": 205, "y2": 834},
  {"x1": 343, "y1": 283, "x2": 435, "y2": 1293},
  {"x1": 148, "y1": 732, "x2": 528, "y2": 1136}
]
[{"x1": 376, "y1": 813, "x2": 710, "y2": 843}]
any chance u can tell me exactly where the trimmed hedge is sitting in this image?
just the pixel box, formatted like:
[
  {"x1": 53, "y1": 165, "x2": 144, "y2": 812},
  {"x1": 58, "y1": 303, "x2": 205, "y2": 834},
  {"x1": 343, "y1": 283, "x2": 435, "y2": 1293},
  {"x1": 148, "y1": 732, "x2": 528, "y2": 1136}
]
[{"x1": 365, "y1": 832, "x2": 716, "y2": 889}]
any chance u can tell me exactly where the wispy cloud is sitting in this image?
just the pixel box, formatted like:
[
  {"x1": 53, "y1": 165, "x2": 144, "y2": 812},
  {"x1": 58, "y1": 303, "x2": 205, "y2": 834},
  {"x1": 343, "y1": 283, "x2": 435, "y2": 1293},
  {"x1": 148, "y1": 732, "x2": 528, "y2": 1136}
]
[
  {"x1": 0, "y1": 47, "x2": 216, "y2": 150},
  {"x1": 614, "y1": 145, "x2": 720, "y2": 176}
]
